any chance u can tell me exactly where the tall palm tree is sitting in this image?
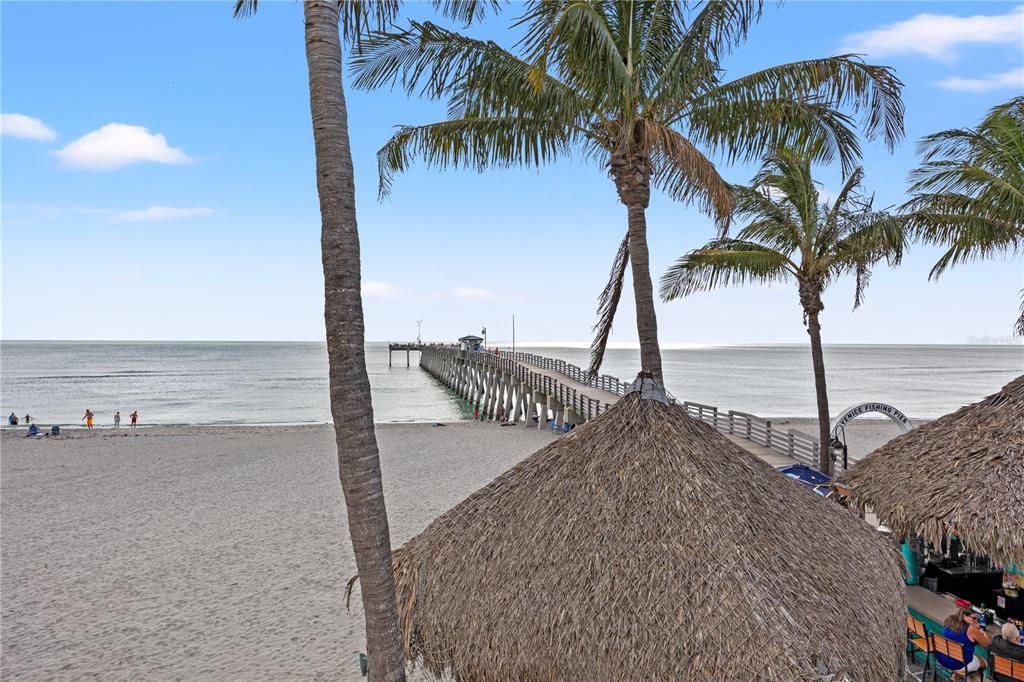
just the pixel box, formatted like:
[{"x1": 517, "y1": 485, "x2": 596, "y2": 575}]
[
  {"x1": 903, "y1": 96, "x2": 1024, "y2": 334},
  {"x1": 351, "y1": 0, "x2": 904, "y2": 381},
  {"x1": 660, "y1": 151, "x2": 907, "y2": 475},
  {"x1": 234, "y1": 2, "x2": 497, "y2": 680}
]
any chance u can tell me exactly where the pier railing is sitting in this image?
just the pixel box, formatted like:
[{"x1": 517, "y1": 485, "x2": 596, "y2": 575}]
[
  {"x1": 414, "y1": 345, "x2": 820, "y2": 466},
  {"x1": 682, "y1": 402, "x2": 819, "y2": 466}
]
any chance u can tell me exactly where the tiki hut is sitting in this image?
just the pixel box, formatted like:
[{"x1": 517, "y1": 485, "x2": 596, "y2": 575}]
[
  {"x1": 384, "y1": 378, "x2": 906, "y2": 680},
  {"x1": 837, "y1": 375, "x2": 1024, "y2": 567}
]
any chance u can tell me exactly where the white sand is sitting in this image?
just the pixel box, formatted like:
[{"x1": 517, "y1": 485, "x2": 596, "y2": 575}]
[
  {"x1": 1, "y1": 423, "x2": 555, "y2": 681},
  {"x1": 0, "y1": 416, "x2": 913, "y2": 680}
]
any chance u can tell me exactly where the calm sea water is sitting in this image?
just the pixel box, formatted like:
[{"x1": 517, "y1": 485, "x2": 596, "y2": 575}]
[{"x1": 1, "y1": 342, "x2": 1020, "y2": 426}]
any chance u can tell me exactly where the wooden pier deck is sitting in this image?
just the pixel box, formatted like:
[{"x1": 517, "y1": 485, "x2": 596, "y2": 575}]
[{"x1": 410, "y1": 344, "x2": 822, "y2": 469}]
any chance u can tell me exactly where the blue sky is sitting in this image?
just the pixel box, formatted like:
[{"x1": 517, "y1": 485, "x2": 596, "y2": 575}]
[{"x1": 2, "y1": 1, "x2": 1022, "y2": 344}]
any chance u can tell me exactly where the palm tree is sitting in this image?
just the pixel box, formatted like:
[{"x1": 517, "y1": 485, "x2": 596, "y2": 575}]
[
  {"x1": 234, "y1": 2, "x2": 497, "y2": 680},
  {"x1": 660, "y1": 151, "x2": 907, "y2": 475},
  {"x1": 903, "y1": 96, "x2": 1024, "y2": 334},
  {"x1": 351, "y1": 1, "x2": 904, "y2": 381}
]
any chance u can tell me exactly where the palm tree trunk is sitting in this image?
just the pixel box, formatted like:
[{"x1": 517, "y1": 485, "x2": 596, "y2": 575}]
[
  {"x1": 805, "y1": 308, "x2": 832, "y2": 475},
  {"x1": 626, "y1": 204, "x2": 664, "y2": 383},
  {"x1": 303, "y1": 2, "x2": 405, "y2": 680},
  {"x1": 612, "y1": 143, "x2": 663, "y2": 383}
]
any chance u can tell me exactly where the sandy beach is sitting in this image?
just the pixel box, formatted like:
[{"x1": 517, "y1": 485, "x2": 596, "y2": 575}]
[
  {"x1": 1, "y1": 417, "x2": 909, "y2": 680},
  {"x1": 1, "y1": 423, "x2": 557, "y2": 681}
]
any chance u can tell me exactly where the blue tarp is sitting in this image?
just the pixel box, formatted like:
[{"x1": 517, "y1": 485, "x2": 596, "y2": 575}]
[{"x1": 776, "y1": 464, "x2": 832, "y2": 496}]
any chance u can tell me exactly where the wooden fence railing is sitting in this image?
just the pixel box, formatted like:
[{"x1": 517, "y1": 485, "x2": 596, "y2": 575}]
[{"x1": 682, "y1": 401, "x2": 819, "y2": 466}]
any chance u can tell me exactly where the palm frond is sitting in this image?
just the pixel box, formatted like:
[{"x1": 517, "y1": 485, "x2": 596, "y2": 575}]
[
  {"x1": 646, "y1": 0, "x2": 762, "y2": 116},
  {"x1": 432, "y1": 0, "x2": 504, "y2": 26},
  {"x1": 376, "y1": 116, "x2": 573, "y2": 197},
  {"x1": 904, "y1": 96, "x2": 1024, "y2": 278},
  {"x1": 659, "y1": 238, "x2": 796, "y2": 301},
  {"x1": 588, "y1": 232, "x2": 630, "y2": 378},
  {"x1": 921, "y1": 222, "x2": 1023, "y2": 279},
  {"x1": 686, "y1": 95, "x2": 863, "y2": 174},
  {"x1": 235, "y1": 0, "x2": 402, "y2": 46},
  {"x1": 685, "y1": 55, "x2": 904, "y2": 172},
  {"x1": 518, "y1": 0, "x2": 631, "y2": 112},
  {"x1": 1016, "y1": 290, "x2": 1024, "y2": 337},
  {"x1": 233, "y1": 0, "x2": 257, "y2": 18},
  {"x1": 820, "y1": 166, "x2": 865, "y2": 253},
  {"x1": 643, "y1": 120, "x2": 733, "y2": 230},
  {"x1": 831, "y1": 211, "x2": 907, "y2": 308},
  {"x1": 752, "y1": 150, "x2": 819, "y2": 236}
]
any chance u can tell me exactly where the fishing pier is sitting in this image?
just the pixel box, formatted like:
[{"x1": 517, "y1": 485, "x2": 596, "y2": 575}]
[{"x1": 392, "y1": 343, "x2": 823, "y2": 468}]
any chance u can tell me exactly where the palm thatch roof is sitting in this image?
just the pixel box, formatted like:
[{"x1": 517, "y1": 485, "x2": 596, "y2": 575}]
[
  {"x1": 384, "y1": 378, "x2": 905, "y2": 680},
  {"x1": 837, "y1": 374, "x2": 1024, "y2": 567}
]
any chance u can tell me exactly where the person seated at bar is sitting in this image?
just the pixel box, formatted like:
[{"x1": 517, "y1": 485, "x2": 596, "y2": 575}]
[
  {"x1": 991, "y1": 623, "x2": 1024, "y2": 682},
  {"x1": 935, "y1": 606, "x2": 992, "y2": 676}
]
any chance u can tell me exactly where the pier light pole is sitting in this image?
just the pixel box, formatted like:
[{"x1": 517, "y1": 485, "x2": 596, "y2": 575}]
[
  {"x1": 416, "y1": 319, "x2": 422, "y2": 345},
  {"x1": 481, "y1": 326, "x2": 487, "y2": 350}
]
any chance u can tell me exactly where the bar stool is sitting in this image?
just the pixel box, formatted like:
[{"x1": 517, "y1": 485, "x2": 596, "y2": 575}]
[
  {"x1": 930, "y1": 632, "x2": 982, "y2": 681},
  {"x1": 992, "y1": 652, "x2": 1024, "y2": 681},
  {"x1": 907, "y1": 615, "x2": 935, "y2": 678}
]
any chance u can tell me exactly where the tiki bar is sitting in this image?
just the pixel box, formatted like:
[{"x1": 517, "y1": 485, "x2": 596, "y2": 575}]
[{"x1": 837, "y1": 375, "x2": 1024, "y2": 676}]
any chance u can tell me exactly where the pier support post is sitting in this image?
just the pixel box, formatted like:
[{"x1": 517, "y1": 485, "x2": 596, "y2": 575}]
[
  {"x1": 534, "y1": 392, "x2": 547, "y2": 430},
  {"x1": 503, "y1": 373, "x2": 514, "y2": 421},
  {"x1": 548, "y1": 396, "x2": 563, "y2": 431},
  {"x1": 564, "y1": 407, "x2": 577, "y2": 429},
  {"x1": 512, "y1": 382, "x2": 527, "y2": 424}
]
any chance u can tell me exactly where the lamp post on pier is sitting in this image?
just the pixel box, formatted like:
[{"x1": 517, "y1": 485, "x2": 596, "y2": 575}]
[{"x1": 416, "y1": 319, "x2": 422, "y2": 345}]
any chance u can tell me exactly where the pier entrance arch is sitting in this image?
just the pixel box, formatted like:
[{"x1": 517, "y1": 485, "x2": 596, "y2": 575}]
[
  {"x1": 830, "y1": 402, "x2": 913, "y2": 438},
  {"x1": 830, "y1": 403, "x2": 913, "y2": 470}
]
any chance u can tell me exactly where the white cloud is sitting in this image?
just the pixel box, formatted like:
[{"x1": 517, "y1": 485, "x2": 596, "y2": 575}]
[
  {"x1": 108, "y1": 206, "x2": 213, "y2": 223},
  {"x1": 363, "y1": 281, "x2": 401, "y2": 297},
  {"x1": 840, "y1": 6, "x2": 1024, "y2": 61},
  {"x1": 54, "y1": 123, "x2": 191, "y2": 170},
  {"x1": 452, "y1": 287, "x2": 497, "y2": 300},
  {"x1": 936, "y1": 66, "x2": 1024, "y2": 92},
  {"x1": 1, "y1": 113, "x2": 56, "y2": 141}
]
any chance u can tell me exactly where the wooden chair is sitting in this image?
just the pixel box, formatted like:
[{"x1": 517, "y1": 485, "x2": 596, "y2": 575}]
[
  {"x1": 907, "y1": 614, "x2": 934, "y2": 679},
  {"x1": 991, "y1": 652, "x2": 1024, "y2": 681},
  {"x1": 929, "y1": 632, "x2": 982, "y2": 681}
]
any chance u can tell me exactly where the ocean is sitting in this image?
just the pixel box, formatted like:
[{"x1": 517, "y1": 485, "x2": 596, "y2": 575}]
[{"x1": 1, "y1": 341, "x2": 1020, "y2": 427}]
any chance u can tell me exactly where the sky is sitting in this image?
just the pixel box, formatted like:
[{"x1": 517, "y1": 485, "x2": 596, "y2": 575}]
[{"x1": 2, "y1": 1, "x2": 1022, "y2": 345}]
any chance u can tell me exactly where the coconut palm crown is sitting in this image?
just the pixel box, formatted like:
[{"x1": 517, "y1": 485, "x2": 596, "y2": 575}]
[
  {"x1": 903, "y1": 96, "x2": 1024, "y2": 334},
  {"x1": 660, "y1": 150, "x2": 907, "y2": 474},
  {"x1": 351, "y1": 0, "x2": 905, "y2": 379}
]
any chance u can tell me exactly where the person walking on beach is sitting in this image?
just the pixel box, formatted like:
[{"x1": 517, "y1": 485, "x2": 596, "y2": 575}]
[
  {"x1": 82, "y1": 409, "x2": 94, "y2": 430},
  {"x1": 129, "y1": 411, "x2": 138, "y2": 429},
  {"x1": 114, "y1": 411, "x2": 121, "y2": 429}
]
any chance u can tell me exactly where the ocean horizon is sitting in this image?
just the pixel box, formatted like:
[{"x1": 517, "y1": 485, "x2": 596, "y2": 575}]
[{"x1": 2, "y1": 340, "x2": 1021, "y2": 427}]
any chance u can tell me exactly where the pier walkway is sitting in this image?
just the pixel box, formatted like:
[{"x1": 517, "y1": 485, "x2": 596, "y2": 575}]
[{"x1": 406, "y1": 344, "x2": 822, "y2": 468}]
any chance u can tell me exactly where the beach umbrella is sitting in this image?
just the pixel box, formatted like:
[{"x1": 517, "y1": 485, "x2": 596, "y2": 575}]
[
  {"x1": 837, "y1": 375, "x2": 1024, "y2": 567},
  {"x1": 377, "y1": 377, "x2": 905, "y2": 680}
]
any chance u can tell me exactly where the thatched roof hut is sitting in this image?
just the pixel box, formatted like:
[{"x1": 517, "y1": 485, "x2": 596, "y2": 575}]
[
  {"x1": 386, "y1": 378, "x2": 905, "y2": 680},
  {"x1": 837, "y1": 375, "x2": 1024, "y2": 567}
]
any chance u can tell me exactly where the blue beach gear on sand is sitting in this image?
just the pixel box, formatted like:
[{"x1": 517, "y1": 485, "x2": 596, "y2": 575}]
[{"x1": 776, "y1": 464, "x2": 832, "y2": 496}]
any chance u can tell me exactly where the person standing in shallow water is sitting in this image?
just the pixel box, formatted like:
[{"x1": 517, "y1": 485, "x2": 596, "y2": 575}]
[
  {"x1": 82, "y1": 409, "x2": 94, "y2": 430},
  {"x1": 114, "y1": 411, "x2": 121, "y2": 429},
  {"x1": 129, "y1": 411, "x2": 138, "y2": 429}
]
